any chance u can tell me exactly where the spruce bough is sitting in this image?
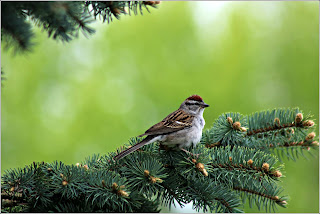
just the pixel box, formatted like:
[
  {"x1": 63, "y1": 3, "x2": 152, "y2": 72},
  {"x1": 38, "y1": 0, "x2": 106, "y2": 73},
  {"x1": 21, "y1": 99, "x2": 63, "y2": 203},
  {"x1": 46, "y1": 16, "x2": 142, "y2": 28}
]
[
  {"x1": 1, "y1": 108, "x2": 318, "y2": 213},
  {"x1": 1, "y1": 1, "x2": 160, "y2": 53}
]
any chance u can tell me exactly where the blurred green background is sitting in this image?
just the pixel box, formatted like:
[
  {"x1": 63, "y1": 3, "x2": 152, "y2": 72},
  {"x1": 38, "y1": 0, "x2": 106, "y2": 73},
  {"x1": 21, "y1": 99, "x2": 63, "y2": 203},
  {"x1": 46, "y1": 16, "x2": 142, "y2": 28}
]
[{"x1": 1, "y1": 1, "x2": 319, "y2": 213}]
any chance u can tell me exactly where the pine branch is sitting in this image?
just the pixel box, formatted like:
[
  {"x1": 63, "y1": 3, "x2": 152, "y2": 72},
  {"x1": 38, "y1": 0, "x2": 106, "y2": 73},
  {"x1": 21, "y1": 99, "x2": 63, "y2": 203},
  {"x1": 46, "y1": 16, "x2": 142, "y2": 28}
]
[
  {"x1": 204, "y1": 112, "x2": 247, "y2": 147},
  {"x1": 203, "y1": 108, "x2": 317, "y2": 161},
  {"x1": 1, "y1": 1, "x2": 160, "y2": 53},
  {"x1": 206, "y1": 146, "x2": 284, "y2": 181},
  {"x1": 159, "y1": 171, "x2": 189, "y2": 209},
  {"x1": 233, "y1": 183, "x2": 287, "y2": 212},
  {"x1": 1, "y1": 69, "x2": 6, "y2": 87},
  {"x1": 1, "y1": 107, "x2": 318, "y2": 213},
  {"x1": 1, "y1": 2, "x2": 34, "y2": 52},
  {"x1": 119, "y1": 152, "x2": 167, "y2": 198},
  {"x1": 186, "y1": 179, "x2": 243, "y2": 213}
]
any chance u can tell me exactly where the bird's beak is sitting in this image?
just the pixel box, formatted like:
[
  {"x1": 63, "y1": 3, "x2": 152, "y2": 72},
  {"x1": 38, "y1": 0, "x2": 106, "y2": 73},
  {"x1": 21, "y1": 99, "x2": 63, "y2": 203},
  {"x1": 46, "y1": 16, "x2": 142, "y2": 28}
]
[{"x1": 202, "y1": 103, "x2": 210, "y2": 108}]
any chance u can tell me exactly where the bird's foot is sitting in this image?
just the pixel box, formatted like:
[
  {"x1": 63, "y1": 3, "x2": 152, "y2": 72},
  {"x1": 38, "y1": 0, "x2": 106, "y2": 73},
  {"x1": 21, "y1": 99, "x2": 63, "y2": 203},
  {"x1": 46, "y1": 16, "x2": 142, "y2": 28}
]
[
  {"x1": 180, "y1": 148, "x2": 201, "y2": 158},
  {"x1": 159, "y1": 144, "x2": 171, "y2": 151}
]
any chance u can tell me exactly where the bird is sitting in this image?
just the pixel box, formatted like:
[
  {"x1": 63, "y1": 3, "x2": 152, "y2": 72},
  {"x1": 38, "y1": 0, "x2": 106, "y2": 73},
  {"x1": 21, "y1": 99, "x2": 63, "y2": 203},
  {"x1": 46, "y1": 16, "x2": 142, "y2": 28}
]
[{"x1": 114, "y1": 95, "x2": 209, "y2": 160}]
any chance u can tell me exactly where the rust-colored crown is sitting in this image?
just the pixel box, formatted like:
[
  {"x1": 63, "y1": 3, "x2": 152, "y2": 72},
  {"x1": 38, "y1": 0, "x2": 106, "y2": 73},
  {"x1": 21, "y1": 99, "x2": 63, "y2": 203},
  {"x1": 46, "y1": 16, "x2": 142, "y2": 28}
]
[{"x1": 186, "y1": 95, "x2": 203, "y2": 102}]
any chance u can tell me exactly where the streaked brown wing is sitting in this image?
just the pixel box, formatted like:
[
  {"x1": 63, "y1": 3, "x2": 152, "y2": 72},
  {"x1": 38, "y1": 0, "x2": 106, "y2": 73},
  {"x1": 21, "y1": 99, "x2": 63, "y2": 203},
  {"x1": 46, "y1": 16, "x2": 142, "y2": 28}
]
[{"x1": 139, "y1": 109, "x2": 194, "y2": 136}]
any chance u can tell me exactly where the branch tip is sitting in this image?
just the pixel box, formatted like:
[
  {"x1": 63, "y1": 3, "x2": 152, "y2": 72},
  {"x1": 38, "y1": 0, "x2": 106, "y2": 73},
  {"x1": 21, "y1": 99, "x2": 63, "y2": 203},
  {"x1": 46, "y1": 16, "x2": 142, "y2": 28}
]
[
  {"x1": 306, "y1": 132, "x2": 316, "y2": 140},
  {"x1": 280, "y1": 200, "x2": 287, "y2": 205},
  {"x1": 273, "y1": 170, "x2": 282, "y2": 177},
  {"x1": 295, "y1": 113, "x2": 303, "y2": 124},
  {"x1": 240, "y1": 127, "x2": 247, "y2": 132},
  {"x1": 232, "y1": 122, "x2": 241, "y2": 130},
  {"x1": 202, "y1": 168, "x2": 208, "y2": 176},
  {"x1": 118, "y1": 189, "x2": 129, "y2": 197},
  {"x1": 227, "y1": 117, "x2": 233, "y2": 125},
  {"x1": 144, "y1": 169, "x2": 150, "y2": 177},
  {"x1": 205, "y1": 141, "x2": 220, "y2": 148},
  {"x1": 149, "y1": 176, "x2": 157, "y2": 183},
  {"x1": 196, "y1": 163, "x2": 205, "y2": 170},
  {"x1": 143, "y1": 1, "x2": 161, "y2": 6},
  {"x1": 303, "y1": 120, "x2": 315, "y2": 127},
  {"x1": 112, "y1": 182, "x2": 118, "y2": 191},
  {"x1": 196, "y1": 162, "x2": 208, "y2": 176},
  {"x1": 262, "y1": 163, "x2": 269, "y2": 172}
]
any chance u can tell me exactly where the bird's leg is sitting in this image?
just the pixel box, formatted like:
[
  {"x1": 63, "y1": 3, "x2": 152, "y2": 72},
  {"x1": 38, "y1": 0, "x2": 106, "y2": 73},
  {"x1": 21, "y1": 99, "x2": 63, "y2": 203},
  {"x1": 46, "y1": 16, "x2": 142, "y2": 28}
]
[
  {"x1": 159, "y1": 144, "x2": 171, "y2": 151},
  {"x1": 180, "y1": 148, "x2": 200, "y2": 158}
]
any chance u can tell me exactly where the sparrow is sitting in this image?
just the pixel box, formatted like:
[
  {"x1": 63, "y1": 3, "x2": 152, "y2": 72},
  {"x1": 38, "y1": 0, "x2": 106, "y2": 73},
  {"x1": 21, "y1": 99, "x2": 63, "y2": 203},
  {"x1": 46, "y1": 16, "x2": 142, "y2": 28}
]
[{"x1": 114, "y1": 95, "x2": 209, "y2": 160}]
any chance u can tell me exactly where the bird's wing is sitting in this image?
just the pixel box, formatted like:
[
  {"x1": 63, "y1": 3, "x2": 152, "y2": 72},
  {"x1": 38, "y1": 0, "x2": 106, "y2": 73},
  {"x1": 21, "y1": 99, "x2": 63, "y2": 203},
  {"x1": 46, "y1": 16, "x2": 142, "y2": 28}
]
[{"x1": 139, "y1": 109, "x2": 194, "y2": 136}]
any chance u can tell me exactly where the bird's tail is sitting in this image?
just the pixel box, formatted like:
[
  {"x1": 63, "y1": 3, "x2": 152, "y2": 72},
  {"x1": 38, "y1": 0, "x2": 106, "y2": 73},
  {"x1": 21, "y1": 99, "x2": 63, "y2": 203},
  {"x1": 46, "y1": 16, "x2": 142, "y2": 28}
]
[{"x1": 114, "y1": 135, "x2": 155, "y2": 160}]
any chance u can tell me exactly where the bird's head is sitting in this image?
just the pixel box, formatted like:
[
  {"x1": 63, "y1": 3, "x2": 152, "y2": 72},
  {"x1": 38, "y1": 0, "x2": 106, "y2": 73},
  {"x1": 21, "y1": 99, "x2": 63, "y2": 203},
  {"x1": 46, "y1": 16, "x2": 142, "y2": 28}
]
[{"x1": 180, "y1": 95, "x2": 209, "y2": 115}]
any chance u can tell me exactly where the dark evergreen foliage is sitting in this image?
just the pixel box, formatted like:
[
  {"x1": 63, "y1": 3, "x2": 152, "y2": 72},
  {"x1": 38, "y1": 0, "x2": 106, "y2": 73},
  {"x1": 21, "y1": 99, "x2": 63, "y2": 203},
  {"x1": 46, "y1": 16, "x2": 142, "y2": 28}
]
[
  {"x1": 1, "y1": 108, "x2": 318, "y2": 212},
  {"x1": 1, "y1": 1, "x2": 160, "y2": 53},
  {"x1": 1, "y1": 69, "x2": 5, "y2": 86}
]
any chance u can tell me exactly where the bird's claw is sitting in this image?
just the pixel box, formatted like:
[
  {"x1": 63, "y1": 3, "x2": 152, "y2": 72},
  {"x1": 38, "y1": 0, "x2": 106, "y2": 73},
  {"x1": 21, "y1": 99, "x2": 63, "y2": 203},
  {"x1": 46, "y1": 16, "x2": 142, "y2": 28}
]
[{"x1": 180, "y1": 148, "x2": 201, "y2": 158}]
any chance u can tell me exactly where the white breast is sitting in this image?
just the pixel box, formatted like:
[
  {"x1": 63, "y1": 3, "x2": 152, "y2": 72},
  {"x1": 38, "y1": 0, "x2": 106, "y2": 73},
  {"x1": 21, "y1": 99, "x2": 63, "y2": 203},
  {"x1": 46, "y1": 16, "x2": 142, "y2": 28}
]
[
  {"x1": 192, "y1": 115, "x2": 205, "y2": 146},
  {"x1": 160, "y1": 110, "x2": 206, "y2": 149}
]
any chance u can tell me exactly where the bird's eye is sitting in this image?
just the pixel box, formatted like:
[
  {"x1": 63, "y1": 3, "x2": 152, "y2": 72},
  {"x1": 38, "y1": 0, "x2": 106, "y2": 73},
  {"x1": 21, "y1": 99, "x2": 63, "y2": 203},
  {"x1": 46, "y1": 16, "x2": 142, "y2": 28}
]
[{"x1": 186, "y1": 102, "x2": 196, "y2": 106}]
